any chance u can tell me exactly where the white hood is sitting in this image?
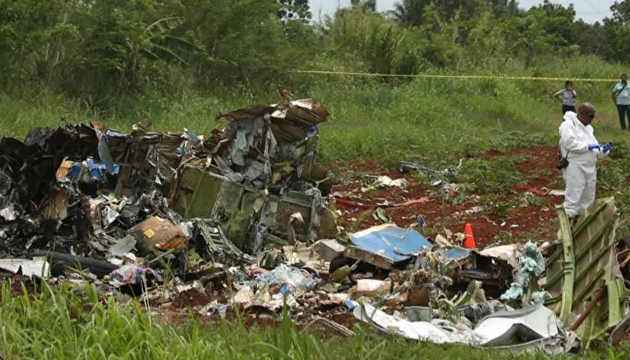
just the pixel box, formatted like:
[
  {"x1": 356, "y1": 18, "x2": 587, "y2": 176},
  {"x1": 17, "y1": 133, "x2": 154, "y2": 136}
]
[{"x1": 563, "y1": 111, "x2": 578, "y2": 123}]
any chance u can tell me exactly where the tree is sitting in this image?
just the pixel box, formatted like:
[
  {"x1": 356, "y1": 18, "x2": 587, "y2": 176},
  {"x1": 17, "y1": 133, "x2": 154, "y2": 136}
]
[
  {"x1": 483, "y1": 0, "x2": 522, "y2": 18},
  {"x1": 66, "y1": 0, "x2": 191, "y2": 95},
  {"x1": 277, "y1": 0, "x2": 311, "y2": 22},
  {"x1": 388, "y1": 0, "x2": 430, "y2": 27},
  {"x1": 611, "y1": 0, "x2": 630, "y2": 24},
  {"x1": 575, "y1": 20, "x2": 610, "y2": 58},
  {"x1": 577, "y1": 1, "x2": 630, "y2": 62},
  {"x1": 506, "y1": 2, "x2": 579, "y2": 67},
  {"x1": 180, "y1": 0, "x2": 314, "y2": 89},
  {"x1": 0, "y1": 0, "x2": 80, "y2": 85},
  {"x1": 507, "y1": 0, "x2": 520, "y2": 17},
  {"x1": 351, "y1": 0, "x2": 377, "y2": 12},
  {"x1": 388, "y1": 0, "x2": 520, "y2": 29}
]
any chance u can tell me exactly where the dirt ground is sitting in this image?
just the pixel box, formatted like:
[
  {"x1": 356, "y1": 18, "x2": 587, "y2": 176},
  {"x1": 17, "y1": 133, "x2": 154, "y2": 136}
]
[{"x1": 329, "y1": 145, "x2": 568, "y2": 248}]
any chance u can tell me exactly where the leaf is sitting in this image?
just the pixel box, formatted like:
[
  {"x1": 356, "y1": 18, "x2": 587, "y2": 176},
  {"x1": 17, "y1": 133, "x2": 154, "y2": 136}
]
[{"x1": 145, "y1": 17, "x2": 185, "y2": 39}]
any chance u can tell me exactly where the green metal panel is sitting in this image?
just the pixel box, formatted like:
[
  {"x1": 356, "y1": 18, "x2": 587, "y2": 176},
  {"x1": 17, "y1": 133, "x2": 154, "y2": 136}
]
[
  {"x1": 556, "y1": 205, "x2": 575, "y2": 323},
  {"x1": 544, "y1": 197, "x2": 628, "y2": 343},
  {"x1": 173, "y1": 164, "x2": 225, "y2": 219}
]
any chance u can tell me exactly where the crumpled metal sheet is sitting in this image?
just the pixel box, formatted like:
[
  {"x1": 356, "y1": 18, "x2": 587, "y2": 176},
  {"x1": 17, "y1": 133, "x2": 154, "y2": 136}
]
[
  {"x1": 349, "y1": 301, "x2": 574, "y2": 354},
  {"x1": 474, "y1": 305, "x2": 558, "y2": 346},
  {"x1": 479, "y1": 244, "x2": 521, "y2": 270},
  {"x1": 545, "y1": 197, "x2": 628, "y2": 343},
  {"x1": 0, "y1": 258, "x2": 50, "y2": 278},
  {"x1": 0, "y1": 204, "x2": 17, "y2": 222},
  {"x1": 193, "y1": 219, "x2": 254, "y2": 266},
  {"x1": 108, "y1": 235, "x2": 137, "y2": 257},
  {"x1": 211, "y1": 99, "x2": 327, "y2": 185},
  {"x1": 458, "y1": 300, "x2": 513, "y2": 324},
  {"x1": 431, "y1": 246, "x2": 513, "y2": 296},
  {"x1": 348, "y1": 301, "x2": 481, "y2": 344},
  {"x1": 217, "y1": 104, "x2": 277, "y2": 122}
]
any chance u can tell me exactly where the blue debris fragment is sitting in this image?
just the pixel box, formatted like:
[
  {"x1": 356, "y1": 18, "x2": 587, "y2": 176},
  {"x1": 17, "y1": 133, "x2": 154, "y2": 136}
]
[
  {"x1": 87, "y1": 157, "x2": 120, "y2": 180},
  {"x1": 350, "y1": 225, "x2": 432, "y2": 263},
  {"x1": 306, "y1": 125, "x2": 319, "y2": 137},
  {"x1": 461, "y1": 269, "x2": 494, "y2": 280},
  {"x1": 59, "y1": 158, "x2": 119, "y2": 183},
  {"x1": 441, "y1": 247, "x2": 472, "y2": 261},
  {"x1": 178, "y1": 129, "x2": 202, "y2": 155},
  {"x1": 58, "y1": 163, "x2": 83, "y2": 183},
  {"x1": 95, "y1": 129, "x2": 116, "y2": 175},
  {"x1": 105, "y1": 130, "x2": 127, "y2": 138}
]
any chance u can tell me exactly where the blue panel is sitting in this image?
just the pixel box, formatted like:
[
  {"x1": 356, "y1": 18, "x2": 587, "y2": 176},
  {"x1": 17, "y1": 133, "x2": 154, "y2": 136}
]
[
  {"x1": 350, "y1": 225, "x2": 432, "y2": 263},
  {"x1": 461, "y1": 269, "x2": 493, "y2": 280},
  {"x1": 441, "y1": 248, "x2": 472, "y2": 261},
  {"x1": 106, "y1": 130, "x2": 127, "y2": 138}
]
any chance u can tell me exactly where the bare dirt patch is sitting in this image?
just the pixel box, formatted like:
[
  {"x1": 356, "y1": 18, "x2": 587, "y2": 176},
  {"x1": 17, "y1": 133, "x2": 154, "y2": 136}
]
[{"x1": 329, "y1": 146, "x2": 567, "y2": 248}]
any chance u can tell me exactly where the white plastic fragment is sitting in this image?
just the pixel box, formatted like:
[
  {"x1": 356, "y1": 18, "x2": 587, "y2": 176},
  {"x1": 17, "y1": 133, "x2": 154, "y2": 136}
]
[{"x1": 0, "y1": 258, "x2": 50, "y2": 278}]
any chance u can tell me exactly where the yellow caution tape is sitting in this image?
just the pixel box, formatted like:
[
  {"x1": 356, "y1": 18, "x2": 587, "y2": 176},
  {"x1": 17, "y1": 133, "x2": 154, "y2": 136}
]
[{"x1": 293, "y1": 69, "x2": 618, "y2": 82}]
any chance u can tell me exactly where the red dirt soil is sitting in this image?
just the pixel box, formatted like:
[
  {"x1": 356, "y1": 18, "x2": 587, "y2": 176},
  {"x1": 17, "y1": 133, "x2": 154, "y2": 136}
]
[
  {"x1": 171, "y1": 288, "x2": 212, "y2": 309},
  {"x1": 0, "y1": 272, "x2": 37, "y2": 301},
  {"x1": 328, "y1": 146, "x2": 569, "y2": 248}
]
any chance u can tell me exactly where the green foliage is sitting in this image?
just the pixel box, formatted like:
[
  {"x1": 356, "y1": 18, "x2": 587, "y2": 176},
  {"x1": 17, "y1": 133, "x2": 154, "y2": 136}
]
[
  {"x1": 0, "y1": 0, "x2": 80, "y2": 84},
  {"x1": 277, "y1": 0, "x2": 311, "y2": 22},
  {"x1": 0, "y1": 281, "x2": 627, "y2": 359},
  {"x1": 1, "y1": 0, "x2": 629, "y2": 103},
  {"x1": 492, "y1": 226, "x2": 556, "y2": 245},
  {"x1": 458, "y1": 156, "x2": 527, "y2": 195},
  {"x1": 447, "y1": 183, "x2": 474, "y2": 206},
  {"x1": 0, "y1": 0, "x2": 629, "y2": 169},
  {"x1": 612, "y1": 0, "x2": 630, "y2": 24},
  {"x1": 514, "y1": 192, "x2": 545, "y2": 208}
]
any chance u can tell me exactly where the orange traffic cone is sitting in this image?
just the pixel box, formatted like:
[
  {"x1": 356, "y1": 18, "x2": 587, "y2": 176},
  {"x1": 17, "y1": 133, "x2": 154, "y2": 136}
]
[{"x1": 463, "y1": 223, "x2": 476, "y2": 249}]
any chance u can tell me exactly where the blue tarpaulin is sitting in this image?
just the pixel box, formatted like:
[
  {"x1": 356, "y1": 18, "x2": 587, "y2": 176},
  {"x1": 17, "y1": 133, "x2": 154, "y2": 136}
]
[{"x1": 350, "y1": 225, "x2": 432, "y2": 263}]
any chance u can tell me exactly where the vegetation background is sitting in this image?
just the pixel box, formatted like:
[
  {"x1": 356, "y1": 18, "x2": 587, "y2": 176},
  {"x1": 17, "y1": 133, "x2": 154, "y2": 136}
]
[
  {"x1": 3, "y1": 1, "x2": 630, "y2": 358},
  {"x1": 2, "y1": 0, "x2": 630, "y2": 162}
]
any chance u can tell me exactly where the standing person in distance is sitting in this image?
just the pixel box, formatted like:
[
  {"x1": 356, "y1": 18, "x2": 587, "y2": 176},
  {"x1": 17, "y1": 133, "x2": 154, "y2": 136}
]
[
  {"x1": 554, "y1": 80, "x2": 577, "y2": 116},
  {"x1": 612, "y1": 73, "x2": 630, "y2": 130}
]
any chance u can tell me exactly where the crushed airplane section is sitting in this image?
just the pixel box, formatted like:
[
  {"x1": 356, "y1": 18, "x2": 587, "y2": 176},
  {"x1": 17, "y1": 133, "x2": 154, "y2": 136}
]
[{"x1": 1, "y1": 98, "x2": 630, "y2": 353}]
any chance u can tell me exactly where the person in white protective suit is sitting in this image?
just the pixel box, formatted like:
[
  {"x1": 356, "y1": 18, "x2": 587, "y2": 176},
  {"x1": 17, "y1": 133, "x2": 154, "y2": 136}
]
[{"x1": 559, "y1": 103, "x2": 612, "y2": 226}]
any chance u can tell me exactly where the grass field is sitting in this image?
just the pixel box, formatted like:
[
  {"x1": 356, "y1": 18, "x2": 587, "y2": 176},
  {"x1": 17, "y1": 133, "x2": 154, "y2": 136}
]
[
  {"x1": 2, "y1": 56, "x2": 629, "y2": 164},
  {"x1": 1, "y1": 282, "x2": 628, "y2": 359},
  {"x1": 2, "y1": 58, "x2": 630, "y2": 358}
]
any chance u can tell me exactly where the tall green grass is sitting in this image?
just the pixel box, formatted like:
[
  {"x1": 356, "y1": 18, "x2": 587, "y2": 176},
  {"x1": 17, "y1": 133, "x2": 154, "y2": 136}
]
[
  {"x1": 2, "y1": 55, "x2": 627, "y2": 164},
  {"x1": 0, "y1": 282, "x2": 623, "y2": 359}
]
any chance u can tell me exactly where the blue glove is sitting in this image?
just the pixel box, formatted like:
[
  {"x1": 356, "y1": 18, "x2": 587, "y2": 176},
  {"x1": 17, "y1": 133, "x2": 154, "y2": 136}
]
[
  {"x1": 602, "y1": 142, "x2": 613, "y2": 153},
  {"x1": 588, "y1": 143, "x2": 600, "y2": 150}
]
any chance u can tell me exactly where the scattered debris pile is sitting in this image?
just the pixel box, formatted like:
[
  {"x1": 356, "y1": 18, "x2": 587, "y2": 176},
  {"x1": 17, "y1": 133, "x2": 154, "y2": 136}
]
[
  {"x1": 0, "y1": 99, "x2": 331, "y2": 260},
  {"x1": 0, "y1": 99, "x2": 629, "y2": 354}
]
